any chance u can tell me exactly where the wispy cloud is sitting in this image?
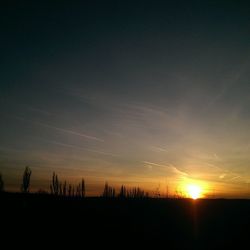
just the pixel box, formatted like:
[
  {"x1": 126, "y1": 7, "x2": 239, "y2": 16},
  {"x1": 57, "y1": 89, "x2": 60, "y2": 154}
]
[
  {"x1": 26, "y1": 106, "x2": 53, "y2": 116},
  {"x1": 219, "y1": 174, "x2": 226, "y2": 179},
  {"x1": 150, "y1": 146, "x2": 168, "y2": 153},
  {"x1": 229, "y1": 175, "x2": 242, "y2": 181},
  {"x1": 143, "y1": 161, "x2": 171, "y2": 168},
  {"x1": 171, "y1": 166, "x2": 188, "y2": 177},
  {"x1": 205, "y1": 61, "x2": 250, "y2": 109}
]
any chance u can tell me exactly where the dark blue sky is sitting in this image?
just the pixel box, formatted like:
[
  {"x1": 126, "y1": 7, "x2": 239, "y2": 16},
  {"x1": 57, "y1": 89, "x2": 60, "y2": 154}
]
[{"x1": 1, "y1": 1, "x2": 250, "y2": 196}]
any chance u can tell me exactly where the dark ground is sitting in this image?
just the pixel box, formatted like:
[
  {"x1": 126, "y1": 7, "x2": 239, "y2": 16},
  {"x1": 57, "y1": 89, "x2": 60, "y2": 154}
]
[{"x1": 1, "y1": 193, "x2": 250, "y2": 249}]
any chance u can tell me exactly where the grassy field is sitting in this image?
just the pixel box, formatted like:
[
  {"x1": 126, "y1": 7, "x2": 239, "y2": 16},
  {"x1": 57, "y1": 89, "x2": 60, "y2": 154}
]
[{"x1": 1, "y1": 193, "x2": 250, "y2": 249}]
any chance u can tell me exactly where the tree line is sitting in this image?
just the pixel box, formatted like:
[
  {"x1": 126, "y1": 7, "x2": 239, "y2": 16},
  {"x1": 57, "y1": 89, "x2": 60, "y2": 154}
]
[{"x1": 0, "y1": 166, "x2": 149, "y2": 198}]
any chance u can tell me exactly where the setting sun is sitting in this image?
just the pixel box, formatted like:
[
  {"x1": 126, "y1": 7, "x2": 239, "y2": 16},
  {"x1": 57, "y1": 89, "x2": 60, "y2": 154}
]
[{"x1": 187, "y1": 184, "x2": 202, "y2": 199}]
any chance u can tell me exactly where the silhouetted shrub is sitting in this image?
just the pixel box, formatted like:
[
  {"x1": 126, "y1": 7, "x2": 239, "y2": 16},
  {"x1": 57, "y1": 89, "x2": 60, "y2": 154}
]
[
  {"x1": 37, "y1": 189, "x2": 49, "y2": 194},
  {"x1": 21, "y1": 166, "x2": 32, "y2": 193}
]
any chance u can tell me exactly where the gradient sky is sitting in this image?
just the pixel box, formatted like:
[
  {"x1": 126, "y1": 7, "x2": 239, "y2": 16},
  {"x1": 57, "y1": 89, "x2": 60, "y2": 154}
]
[{"x1": 1, "y1": 1, "x2": 250, "y2": 197}]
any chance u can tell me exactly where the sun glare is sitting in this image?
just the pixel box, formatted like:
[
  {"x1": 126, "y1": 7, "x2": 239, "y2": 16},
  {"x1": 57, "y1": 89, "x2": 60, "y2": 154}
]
[{"x1": 187, "y1": 184, "x2": 202, "y2": 199}]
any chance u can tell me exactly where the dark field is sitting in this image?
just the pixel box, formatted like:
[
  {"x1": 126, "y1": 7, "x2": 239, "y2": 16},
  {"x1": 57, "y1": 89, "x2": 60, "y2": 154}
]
[{"x1": 1, "y1": 193, "x2": 250, "y2": 249}]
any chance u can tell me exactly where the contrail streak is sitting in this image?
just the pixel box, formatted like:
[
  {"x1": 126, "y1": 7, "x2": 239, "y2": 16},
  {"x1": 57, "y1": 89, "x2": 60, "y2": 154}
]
[
  {"x1": 143, "y1": 161, "x2": 188, "y2": 176},
  {"x1": 37, "y1": 138, "x2": 118, "y2": 157},
  {"x1": 13, "y1": 115, "x2": 104, "y2": 142}
]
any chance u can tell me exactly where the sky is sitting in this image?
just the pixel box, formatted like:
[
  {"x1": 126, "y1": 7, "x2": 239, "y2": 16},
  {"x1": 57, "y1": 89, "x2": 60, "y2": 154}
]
[{"x1": 1, "y1": 1, "x2": 250, "y2": 197}]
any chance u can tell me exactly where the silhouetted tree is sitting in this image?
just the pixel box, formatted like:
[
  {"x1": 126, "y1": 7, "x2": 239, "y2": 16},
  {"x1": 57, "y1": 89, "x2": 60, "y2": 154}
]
[
  {"x1": 50, "y1": 172, "x2": 60, "y2": 195},
  {"x1": 59, "y1": 183, "x2": 63, "y2": 196},
  {"x1": 118, "y1": 185, "x2": 127, "y2": 198},
  {"x1": 63, "y1": 181, "x2": 67, "y2": 196},
  {"x1": 102, "y1": 182, "x2": 115, "y2": 198},
  {"x1": 102, "y1": 182, "x2": 109, "y2": 197},
  {"x1": 0, "y1": 173, "x2": 4, "y2": 192},
  {"x1": 68, "y1": 184, "x2": 72, "y2": 196},
  {"x1": 125, "y1": 186, "x2": 149, "y2": 199},
  {"x1": 153, "y1": 184, "x2": 161, "y2": 198},
  {"x1": 49, "y1": 175, "x2": 85, "y2": 197},
  {"x1": 21, "y1": 166, "x2": 32, "y2": 193},
  {"x1": 81, "y1": 179, "x2": 85, "y2": 198},
  {"x1": 174, "y1": 188, "x2": 185, "y2": 199},
  {"x1": 166, "y1": 184, "x2": 169, "y2": 198}
]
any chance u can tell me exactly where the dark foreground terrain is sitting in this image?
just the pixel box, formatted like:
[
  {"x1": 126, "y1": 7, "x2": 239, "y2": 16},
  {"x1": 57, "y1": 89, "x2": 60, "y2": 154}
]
[{"x1": 1, "y1": 193, "x2": 250, "y2": 249}]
